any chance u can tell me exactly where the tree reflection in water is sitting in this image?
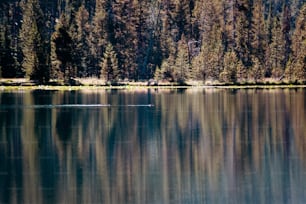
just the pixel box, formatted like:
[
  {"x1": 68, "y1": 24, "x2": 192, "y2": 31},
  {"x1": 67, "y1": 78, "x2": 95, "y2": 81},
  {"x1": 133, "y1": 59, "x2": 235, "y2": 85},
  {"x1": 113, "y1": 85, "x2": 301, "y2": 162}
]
[{"x1": 0, "y1": 88, "x2": 305, "y2": 203}]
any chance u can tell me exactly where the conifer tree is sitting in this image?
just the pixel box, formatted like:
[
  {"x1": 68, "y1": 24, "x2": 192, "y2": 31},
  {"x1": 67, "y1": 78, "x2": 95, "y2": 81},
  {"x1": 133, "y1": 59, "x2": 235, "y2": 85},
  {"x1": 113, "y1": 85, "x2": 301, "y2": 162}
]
[
  {"x1": 112, "y1": 0, "x2": 138, "y2": 80},
  {"x1": 190, "y1": 56, "x2": 204, "y2": 80},
  {"x1": 250, "y1": 0, "x2": 267, "y2": 64},
  {"x1": 193, "y1": 29, "x2": 223, "y2": 81},
  {"x1": 0, "y1": 11, "x2": 16, "y2": 78},
  {"x1": 100, "y1": 43, "x2": 119, "y2": 82},
  {"x1": 282, "y1": 4, "x2": 292, "y2": 65},
  {"x1": 156, "y1": 0, "x2": 181, "y2": 83},
  {"x1": 145, "y1": 0, "x2": 163, "y2": 79},
  {"x1": 51, "y1": 14, "x2": 74, "y2": 83},
  {"x1": 220, "y1": 51, "x2": 238, "y2": 83},
  {"x1": 286, "y1": 4, "x2": 306, "y2": 81},
  {"x1": 266, "y1": 17, "x2": 286, "y2": 78},
  {"x1": 20, "y1": 0, "x2": 49, "y2": 83},
  {"x1": 249, "y1": 56, "x2": 264, "y2": 82},
  {"x1": 234, "y1": 0, "x2": 252, "y2": 67},
  {"x1": 159, "y1": 0, "x2": 178, "y2": 62},
  {"x1": 192, "y1": 1, "x2": 223, "y2": 80},
  {"x1": 159, "y1": 58, "x2": 175, "y2": 81},
  {"x1": 154, "y1": 65, "x2": 163, "y2": 81},
  {"x1": 71, "y1": 5, "x2": 91, "y2": 77},
  {"x1": 0, "y1": 3, "x2": 22, "y2": 78},
  {"x1": 174, "y1": 36, "x2": 190, "y2": 83},
  {"x1": 221, "y1": 0, "x2": 235, "y2": 51},
  {"x1": 90, "y1": 0, "x2": 108, "y2": 76},
  {"x1": 134, "y1": 0, "x2": 157, "y2": 79},
  {"x1": 173, "y1": 0, "x2": 193, "y2": 38}
]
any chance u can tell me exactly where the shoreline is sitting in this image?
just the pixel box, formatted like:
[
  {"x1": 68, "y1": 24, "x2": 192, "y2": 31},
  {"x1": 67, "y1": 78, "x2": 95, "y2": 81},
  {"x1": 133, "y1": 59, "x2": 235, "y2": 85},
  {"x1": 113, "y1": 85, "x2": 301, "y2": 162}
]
[{"x1": 0, "y1": 78, "x2": 305, "y2": 91}]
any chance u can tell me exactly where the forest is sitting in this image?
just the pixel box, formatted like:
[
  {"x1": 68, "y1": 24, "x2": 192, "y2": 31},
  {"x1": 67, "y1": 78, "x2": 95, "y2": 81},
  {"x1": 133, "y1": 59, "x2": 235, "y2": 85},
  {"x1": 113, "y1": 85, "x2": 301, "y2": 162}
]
[{"x1": 0, "y1": 0, "x2": 305, "y2": 84}]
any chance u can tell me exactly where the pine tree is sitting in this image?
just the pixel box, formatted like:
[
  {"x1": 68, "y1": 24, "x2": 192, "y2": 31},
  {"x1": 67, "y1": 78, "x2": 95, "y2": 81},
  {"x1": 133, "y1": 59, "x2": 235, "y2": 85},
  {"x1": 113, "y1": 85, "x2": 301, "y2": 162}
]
[
  {"x1": 174, "y1": 35, "x2": 190, "y2": 83},
  {"x1": 145, "y1": 0, "x2": 163, "y2": 79},
  {"x1": 134, "y1": 0, "x2": 159, "y2": 79},
  {"x1": 286, "y1": 4, "x2": 306, "y2": 81},
  {"x1": 173, "y1": 0, "x2": 193, "y2": 38},
  {"x1": 159, "y1": 58, "x2": 175, "y2": 81},
  {"x1": 154, "y1": 65, "x2": 163, "y2": 81},
  {"x1": 220, "y1": 50, "x2": 238, "y2": 83},
  {"x1": 20, "y1": 0, "x2": 49, "y2": 83},
  {"x1": 282, "y1": 3, "x2": 292, "y2": 66},
  {"x1": 51, "y1": 14, "x2": 74, "y2": 83},
  {"x1": 71, "y1": 5, "x2": 91, "y2": 77},
  {"x1": 0, "y1": 10, "x2": 16, "y2": 78},
  {"x1": 194, "y1": 31, "x2": 223, "y2": 81},
  {"x1": 250, "y1": 0, "x2": 267, "y2": 64},
  {"x1": 266, "y1": 17, "x2": 286, "y2": 79},
  {"x1": 120, "y1": 0, "x2": 149, "y2": 80},
  {"x1": 190, "y1": 55, "x2": 204, "y2": 80},
  {"x1": 249, "y1": 56, "x2": 264, "y2": 82},
  {"x1": 221, "y1": 0, "x2": 235, "y2": 51},
  {"x1": 111, "y1": 0, "x2": 138, "y2": 80},
  {"x1": 0, "y1": 3, "x2": 21, "y2": 78},
  {"x1": 192, "y1": 1, "x2": 223, "y2": 81},
  {"x1": 100, "y1": 43, "x2": 119, "y2": 82},
  {"x1": 90, "y1": 0, "x2": 108, "y2": 77},
  {"x1": 159, "y1": 0, "x2": 178, "y2": 67},
  {"x1": 234, "y1": 0, "x2": 252, "y2": 67}
]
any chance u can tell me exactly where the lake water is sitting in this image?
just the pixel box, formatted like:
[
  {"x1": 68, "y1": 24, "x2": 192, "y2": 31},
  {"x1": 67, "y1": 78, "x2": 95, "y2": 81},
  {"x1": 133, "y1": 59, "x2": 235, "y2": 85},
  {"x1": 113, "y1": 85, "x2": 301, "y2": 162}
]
[{"x1": 0, "y1": 88, "x2": 305, "y2": 203}]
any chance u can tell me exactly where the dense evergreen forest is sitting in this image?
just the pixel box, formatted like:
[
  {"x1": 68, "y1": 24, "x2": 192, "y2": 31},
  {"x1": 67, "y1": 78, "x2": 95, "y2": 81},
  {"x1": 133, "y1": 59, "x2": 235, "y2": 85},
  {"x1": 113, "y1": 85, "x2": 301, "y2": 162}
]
[{"x1": 0, "y1": 0, "x2": 305, "y2": 84}]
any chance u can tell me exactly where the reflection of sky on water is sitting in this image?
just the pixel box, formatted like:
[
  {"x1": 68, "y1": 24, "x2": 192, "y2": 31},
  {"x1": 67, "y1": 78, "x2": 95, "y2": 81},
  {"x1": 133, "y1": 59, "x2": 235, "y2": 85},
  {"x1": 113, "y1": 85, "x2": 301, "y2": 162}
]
[{"x1": 0, "y1": 89, "x2": 305, "y2": 203}]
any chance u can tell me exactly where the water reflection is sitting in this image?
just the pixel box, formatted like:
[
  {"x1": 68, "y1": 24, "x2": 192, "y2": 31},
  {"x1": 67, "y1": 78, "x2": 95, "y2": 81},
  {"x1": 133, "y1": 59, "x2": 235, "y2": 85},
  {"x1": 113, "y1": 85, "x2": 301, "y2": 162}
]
[{"x1": 0, "y1": 89, "x2": 306, "y2": 203}]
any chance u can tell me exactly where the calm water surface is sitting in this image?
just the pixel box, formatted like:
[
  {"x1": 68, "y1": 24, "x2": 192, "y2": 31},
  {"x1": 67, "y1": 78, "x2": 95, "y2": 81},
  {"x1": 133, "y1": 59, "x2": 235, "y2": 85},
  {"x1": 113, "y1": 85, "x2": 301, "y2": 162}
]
[{"x1": 0, "y1": 88, "x2": 305, "y2": 204}]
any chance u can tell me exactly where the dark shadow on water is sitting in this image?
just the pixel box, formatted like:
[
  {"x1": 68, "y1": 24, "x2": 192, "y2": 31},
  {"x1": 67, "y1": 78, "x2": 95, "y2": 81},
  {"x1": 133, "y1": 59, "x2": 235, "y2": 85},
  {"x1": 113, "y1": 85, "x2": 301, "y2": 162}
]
[{"x1": 56, "y1": 110, "x2": 73, "y2": 143}]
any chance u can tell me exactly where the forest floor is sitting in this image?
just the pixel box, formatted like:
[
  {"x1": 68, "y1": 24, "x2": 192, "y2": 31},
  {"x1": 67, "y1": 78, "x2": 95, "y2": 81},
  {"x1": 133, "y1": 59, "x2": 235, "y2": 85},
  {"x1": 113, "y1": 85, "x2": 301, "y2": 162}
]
[{"x1": 0, "y1": 78, "x2": 305, "y2": 90}]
